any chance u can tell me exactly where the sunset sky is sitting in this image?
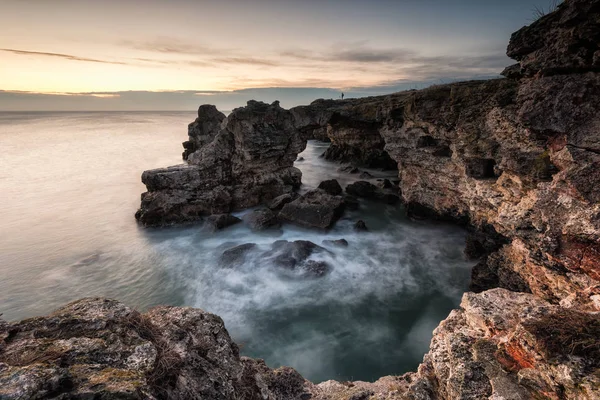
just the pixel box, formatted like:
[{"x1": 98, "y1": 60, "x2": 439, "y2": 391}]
[{"x1": 0, "y1": 0, "x2": 554, "y2": 110}]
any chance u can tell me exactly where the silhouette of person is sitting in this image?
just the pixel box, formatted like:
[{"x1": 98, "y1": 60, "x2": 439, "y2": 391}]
[{"x1": 341, "y1": 92, "x2": 344, "y2": 100}]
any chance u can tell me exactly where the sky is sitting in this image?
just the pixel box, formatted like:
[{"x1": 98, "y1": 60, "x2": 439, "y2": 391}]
[{"x1": 0, "y1": 0, "x2": 558, "y2": 111}]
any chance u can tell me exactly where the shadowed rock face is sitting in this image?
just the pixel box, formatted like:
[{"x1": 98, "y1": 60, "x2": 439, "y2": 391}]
[
  {"x1": 183, "y1": 104, "x2": 226, "y2": 160},
  {"x1": 291, "y1": 99, "x2": 398, "y2": 169},
  {"x1": 136, "y1": 100, "x2": 306, "y2": 226}
]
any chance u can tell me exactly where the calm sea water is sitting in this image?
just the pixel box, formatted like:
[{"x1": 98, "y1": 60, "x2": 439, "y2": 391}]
[{"x1": 0, "y1": 111, "x2": 473, "y2": 382}]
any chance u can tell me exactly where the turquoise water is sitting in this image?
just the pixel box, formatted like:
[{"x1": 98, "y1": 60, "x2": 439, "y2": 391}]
[{"x1": 0, "y1": 112, "x2": 473, "y2": 382}]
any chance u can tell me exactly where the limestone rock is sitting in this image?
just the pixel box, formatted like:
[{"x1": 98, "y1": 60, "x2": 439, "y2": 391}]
[
  {"x1": 136, "y1": 101, "x2": 306, "y2": 226},
  {"x1": 0, "y1": 298, "x2": 313, "y2": 400}
]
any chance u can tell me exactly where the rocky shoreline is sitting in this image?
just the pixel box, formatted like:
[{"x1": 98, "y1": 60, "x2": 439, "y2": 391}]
[{"x1": 2, "y1": 0, "x2": 599, "y2": 398}]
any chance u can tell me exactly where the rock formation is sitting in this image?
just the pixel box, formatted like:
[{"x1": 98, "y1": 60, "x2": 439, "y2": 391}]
[
  {"x1": 7, "y1": 1, "x2": 599, "y2": 399},
  {"x1": 291, "y1": 99, "x2": 398, "y2": 169},
  {"x1": 136, "y1": 100, "x2": 306, "y2": 226},
  {"x1": 0, "y1": 298, "x2": 312, "y2": 400}
]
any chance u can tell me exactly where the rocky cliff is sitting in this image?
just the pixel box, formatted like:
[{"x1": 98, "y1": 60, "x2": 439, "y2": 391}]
[
  {"x1": 4, "y1": 0, "x2": 598, "y2": 399},
  {"x1": 135, "y1": 100, "x2": 305, "y2": 226}
]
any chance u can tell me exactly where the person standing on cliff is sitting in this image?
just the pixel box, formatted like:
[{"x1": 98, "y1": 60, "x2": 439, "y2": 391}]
[{"x1": 341, "y1": 92, "x2": 344, "y2": 100}]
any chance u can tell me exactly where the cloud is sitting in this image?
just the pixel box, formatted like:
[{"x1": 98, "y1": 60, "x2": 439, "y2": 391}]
[
  {"x1": 0, "y1": 48, "x2": 129, "y2": 65},
  {"x1": 122, "y1": 37, "x2": 223, "y2": 56},
  {"x1": 280, "y1": 43, "x2": 510, "y2": 81}
]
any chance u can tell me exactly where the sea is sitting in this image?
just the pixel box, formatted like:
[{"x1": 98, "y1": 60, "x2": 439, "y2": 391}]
[{"x1": 0, "y1": 111, "x2": 473, "y2": 382}]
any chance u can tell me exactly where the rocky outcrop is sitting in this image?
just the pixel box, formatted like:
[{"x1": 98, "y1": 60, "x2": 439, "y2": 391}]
[
  {"x1": 4, "y1": 290, "x2": 597, "y2": 399},
  {"x1": 136, "y1": 101, "x2": 306, "y2": 226},
  {"x1": 291, "y1": 100, "x2": 398, "y2": 169},
  {"x1": 0, "y1": 298, "x2": 312, "y2": 400},
  {"x1": 278, "y1": 189, "x2": 345, "y2": 229}
]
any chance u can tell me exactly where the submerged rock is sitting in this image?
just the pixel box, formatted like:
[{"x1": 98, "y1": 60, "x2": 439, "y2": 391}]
[
  {"x1": 264, "y1": 240, "x2": 332, "y2": 277},
  {"x1": 322, "y1": 238, "x2": 349, "y2": 247},
  {"x1": 354, "y1": 220, "x2": 368, "y2": 232},
  {"x1": 219, "y1": 243, "x2": 257, "y2": 267},
  {"x1": 279, "y1": 189, "x2": 345, "y2": 229}
]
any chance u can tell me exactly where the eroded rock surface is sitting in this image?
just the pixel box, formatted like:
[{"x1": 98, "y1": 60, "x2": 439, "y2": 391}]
[
  {"x1": 0, "y1": 298, "x2": 313, "y2": 400},
  {"x1": 136, "y1": 100, "x2": 305, "y2": 226}
]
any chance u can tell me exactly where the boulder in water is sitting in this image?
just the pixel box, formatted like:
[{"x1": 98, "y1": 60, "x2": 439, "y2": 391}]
[
  {"x1": 354, "y1": 220, "x2": 368, "y2": 232},
  {"x1": 279, "y1": 189, "x2": 345, "y2": 229},
  {"x1": 264, "y1": 240, "x2": 332, "y2": 277},
  {"x1": 346, "y1": 181, "x2": 378, "y2": 198},
  {"x1": 219, "y1": 243, "x2": 257, "y2": 267},
  {"x1": 318, "y1": 179, "x2": 343, "y2": 196},
  {"x1": 322, "y1": 238, "x2": 349, "y2": 247},
  {"x1": 243, "y1": 209, "x2": 281, "y2": 231}
]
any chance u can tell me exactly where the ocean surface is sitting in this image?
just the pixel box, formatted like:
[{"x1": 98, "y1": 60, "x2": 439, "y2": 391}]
[{"x1": 0, "y1": 111, "x2": 473, "y2": 383}]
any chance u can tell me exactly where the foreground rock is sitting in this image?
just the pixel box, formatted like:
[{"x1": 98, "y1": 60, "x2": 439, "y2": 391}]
[
  {"x1": 136, "y1": 100, "x2": 305, "y2": 226},
  {"x1": 3, "y1": 289, "x2": 598, "y2": 399},
  {"x1": 279, "y1": 189, "x2": 345, "y2": 229},
  {"x1": 0, "y1": 298, "x2": 312, "y2": 400}
]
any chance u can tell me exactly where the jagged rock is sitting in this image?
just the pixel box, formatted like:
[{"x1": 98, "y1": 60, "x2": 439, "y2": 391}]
[
  {"x1": 219, "y1": 243, "x2": 257, "y2": 267},
  {"x1": 204, "y1": 214, "x2": 241, "y2": 232},
  {"x1": 0, "y1": 298, "x2": 313, "y2": 400},
  {"x1": 359, "y1": 171, "x2": 373, "y2": 179},
  {"x1": 290, "y1": 98, "x2": 338, "y2": 142},
  {"x1": 353, "y1": 220, "x2": 368, "y2": 232},
  {"x1": 507, "y1": 0, "x2": 600, "y2": 76},
  {"x1": 322, "y1": 238, "x2": 349, "y2": 247},
  {"x1": 296, "y1": 156, "x2": 305, "y2": 161},
  {"x1": 268, "y1": 193, "x2": 298, "y2": 211},
  {"x1": 242, "y1": 208, "x2": 280, "y2": 231},
  {"x1": 183, "y1": 105, "x2": 226, "y2": 160},
  {"x1": 318, "y1": 179, "x2": 343, "y2": 195},
  {"x1": 137, "y1": 101, "x2": 306, "y2": 226},
  {"x1": 279, "y1": 189, "x2": 345, "y2": 229}
]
